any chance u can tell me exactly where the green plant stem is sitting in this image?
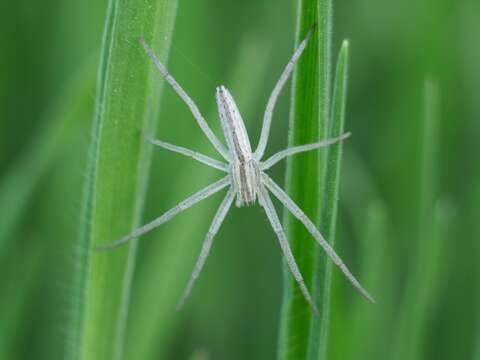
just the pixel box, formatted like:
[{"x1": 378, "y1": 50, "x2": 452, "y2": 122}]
[{"x1": 70, "y1": 1, "x2": 178, "y2": 359}]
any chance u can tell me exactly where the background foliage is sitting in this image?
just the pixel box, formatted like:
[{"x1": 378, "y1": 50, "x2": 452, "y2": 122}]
[{"x1": 1, "y1": 0, "x2": 479, "y2": 359}]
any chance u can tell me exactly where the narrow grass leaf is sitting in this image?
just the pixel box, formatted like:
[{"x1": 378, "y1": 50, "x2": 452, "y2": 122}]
[
  {"x1": 69, "y1": 1, "x2": 178, "y2": 359},
  {"x1": 347, "y1": 201, "x2": 392, "y2": 360},
  {"x1": 278, "y1": 0, "x2": 332, "y2": 358},
  {"x1": 392, "y1": 79, "x2": 448, "y2": 360},
  {"x1": 308, "y1": 40, "x2": 349, "y2": 360}
]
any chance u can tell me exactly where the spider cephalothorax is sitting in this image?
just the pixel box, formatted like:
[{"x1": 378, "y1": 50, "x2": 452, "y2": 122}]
[
  {"x1": 216, "y1": 85, "x2": 261, "y2": 206},
  {"x1": 99, "y1": 27, "x2": 374, "y2": 314}
]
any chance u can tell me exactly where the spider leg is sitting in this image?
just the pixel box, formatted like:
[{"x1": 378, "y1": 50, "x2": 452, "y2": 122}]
[
  {"x1": 258, "y1": 186, "x2": 319, "y2": 315},
  {"x1": 143, "y1": 132, "x2": 229, "y2": 172},
  {"x1": 261, "y1": 132, "x2": 350, "y2": 170},
  {"x1": 254, "y1": 25, "x2": 316, "y2": 160},
  {"x1": 176, "y1": 189, "x2": 235, "y2": 310},
  {"x1": 97, "y1": 176, "x2": 231, "y2": 250},
  {"x1": 140, "y1": 38, "x2": 230, "y2": 161},
  {"x1": 261, "y1": 173, "x2": 375, "y2": 303}
]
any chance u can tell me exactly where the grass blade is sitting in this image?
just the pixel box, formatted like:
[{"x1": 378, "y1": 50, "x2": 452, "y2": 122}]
[
  {"x1": 392, "y1": 80, "x2": 448, "y2": 360},
  {"x1": 69, "y1": 1, "x2": 178, "y2": 359},
  {"x1": 309, "y1": 40, "x2": 350, "y2": 359},
  {"x1": 277, "y1": 0, "x2": 332, "y2": 358},
  {"x1": 345, "y1": 201, "x2": 392, "y2": 360}
]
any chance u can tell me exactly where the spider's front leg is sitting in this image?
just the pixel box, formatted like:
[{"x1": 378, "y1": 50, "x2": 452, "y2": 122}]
[
  {"x1": 140, "y1": 38, "x2": 230, "y2": 160},
  {"x1": 254, "y1": 25, "x2": 316, "y2": 159}
]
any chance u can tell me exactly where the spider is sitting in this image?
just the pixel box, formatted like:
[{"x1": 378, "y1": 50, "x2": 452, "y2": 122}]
[{"x1": 99, "y1": 27, "x2": 374, "y2": 315}]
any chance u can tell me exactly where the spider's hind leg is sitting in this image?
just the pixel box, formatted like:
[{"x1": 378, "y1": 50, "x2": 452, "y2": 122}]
[
  {"x1": 258, "y1": 186, "x2": 319, "y2": 315},
  {"x1": 262, "y1": 173, "x2": 375, "y2": 303},
  {"x1": 177, "y1": 189, "x2": 235, "y2": 309}
]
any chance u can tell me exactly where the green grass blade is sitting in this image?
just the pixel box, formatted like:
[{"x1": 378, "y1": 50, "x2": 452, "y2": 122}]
[
  {"x1": 392, "y1": 79, "x2": 448, "y2": 360},
  {"x1": 277, "y1": 0, "x2": 332, "y2": 358},
  {"x1": 69, "y1": 1, "x2": 178, "y2": 359},
  {"x1": 346, "y1": 201, "x2": 392, "y2": 360},
  {"x1": 419, "y1": 80, "x2": 440, "y2": 224},
  {"x1": 309, "y1": 40, "x2": 349, "y2": 359}
]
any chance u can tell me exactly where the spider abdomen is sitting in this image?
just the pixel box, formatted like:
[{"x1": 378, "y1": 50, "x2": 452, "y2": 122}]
[{"x1": 231, "y1": 159, "x2": 261, "y2": 207}]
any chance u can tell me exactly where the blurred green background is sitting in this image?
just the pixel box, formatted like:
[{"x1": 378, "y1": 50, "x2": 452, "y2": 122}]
[{"x1": 1, "y1": 0, "x2": 479, "y2": 359}]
